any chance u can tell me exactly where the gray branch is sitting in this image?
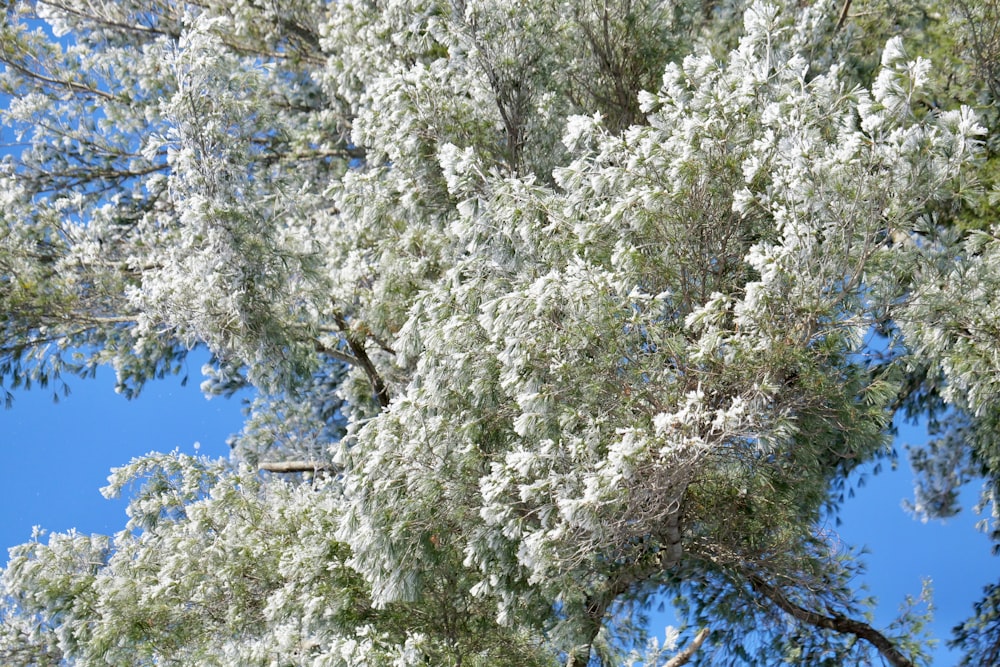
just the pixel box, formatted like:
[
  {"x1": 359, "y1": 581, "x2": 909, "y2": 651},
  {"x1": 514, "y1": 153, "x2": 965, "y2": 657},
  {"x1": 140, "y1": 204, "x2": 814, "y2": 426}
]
[{"x1": 258, "y1": 461, "x2": 340, "y2": 474}]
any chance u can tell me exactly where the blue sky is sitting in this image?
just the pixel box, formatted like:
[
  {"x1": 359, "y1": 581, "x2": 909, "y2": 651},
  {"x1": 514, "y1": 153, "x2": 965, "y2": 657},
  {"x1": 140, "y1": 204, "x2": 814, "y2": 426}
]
[
  {"x1": 835, "y1": 423, "x2": 997, "y2": 664},
  {"x1": 1, "y1": 356, "x2": 995, "y2": 664},
  {"x1": 0, "y1": 350, "x2": 245, "y2": 541},
  {"x1": 648, "y1": 416, "x2": 998, "y2": 664}
]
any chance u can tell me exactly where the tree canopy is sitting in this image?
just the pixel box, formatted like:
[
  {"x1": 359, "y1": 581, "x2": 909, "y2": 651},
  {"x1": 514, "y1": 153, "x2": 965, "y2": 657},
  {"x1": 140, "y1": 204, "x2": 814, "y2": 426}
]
[{"x1": 1, "y1": 0, "x2": 1000, "y2": 664}]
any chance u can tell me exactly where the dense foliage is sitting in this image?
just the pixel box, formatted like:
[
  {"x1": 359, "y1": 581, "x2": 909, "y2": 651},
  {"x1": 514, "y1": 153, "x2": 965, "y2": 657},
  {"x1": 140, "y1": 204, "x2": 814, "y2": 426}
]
[{"x1": 1, "y1": 0, "x2": 999, "y2": 664}]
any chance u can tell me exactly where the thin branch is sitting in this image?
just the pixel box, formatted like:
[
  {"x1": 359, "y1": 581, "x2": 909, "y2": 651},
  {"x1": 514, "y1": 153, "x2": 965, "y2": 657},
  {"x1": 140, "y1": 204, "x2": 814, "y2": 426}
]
[
  {"x1": 38, "y1": 1, "x2": 177, "y2": 38},
  {"x1": 665, "y1": 628, "x2": 710, "y2": 667},
  {"x1": 314, "y1": 339, "x2": 362, "y2": 367},
  {"x1": 0, "y1": 56, "x2": 116, "y2": 101},
  {"x1": 334, "y1": 313, "x2": 390, "y2": 409},
  {"x1": 835, "y1": 0, "x2": 852, "y2": 32},
  {"x1": 749, "y1": 574, "x2": 914, "y2": 667},
  {"x1": 258, "y1": 460, "x2": 339, "y2": 474}
]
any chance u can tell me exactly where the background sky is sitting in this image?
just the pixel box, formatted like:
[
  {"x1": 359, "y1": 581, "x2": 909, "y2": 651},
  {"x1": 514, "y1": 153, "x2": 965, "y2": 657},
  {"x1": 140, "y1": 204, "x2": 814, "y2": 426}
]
[
  {"x1": 834, "y1": 425, "x2": 997, "y2": 665},
  {"x1": 1, "y1": 352, "x2": 996, "y2": 664},
  {"x1": 0, "y1": 350, "x2": 246, "y2": 542}
]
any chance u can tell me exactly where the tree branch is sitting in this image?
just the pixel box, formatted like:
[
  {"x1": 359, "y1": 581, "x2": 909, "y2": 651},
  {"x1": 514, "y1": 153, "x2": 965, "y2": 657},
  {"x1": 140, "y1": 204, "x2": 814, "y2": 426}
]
[
  {"x1": 749, "y1": 574, "x2": 914, "y2": 667},
  {"x1": 258, "y1": 460, "x2": 340, "y2": 474},
  {"x1": 565, "y1": 514, "x2": 688, "y2": 667},
  {"x1": 835, "y1": 0, "x2": 852, "y2": 32},
  {"x1": 314, "y1": 339, "x2": 363, "y2": 367},
  {"x1": 665, "y1": 628, "x2": 710, "y2": 667},
  {"x1": 39, "y1": 1, "x2": 178, "y2": 38},
  {"x1": 333, "y1": 313, "x2": 390, "y2": 409},
  {"x1": 0, "y1": 56, "x2": 116, "y2": 101}
]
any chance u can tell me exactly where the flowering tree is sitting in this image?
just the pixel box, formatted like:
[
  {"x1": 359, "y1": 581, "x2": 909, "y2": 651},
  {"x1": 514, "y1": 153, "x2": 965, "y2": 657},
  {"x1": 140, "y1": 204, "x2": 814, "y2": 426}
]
[{"x1": 0, "y1": 0, "x2": 996, "y2": 665}]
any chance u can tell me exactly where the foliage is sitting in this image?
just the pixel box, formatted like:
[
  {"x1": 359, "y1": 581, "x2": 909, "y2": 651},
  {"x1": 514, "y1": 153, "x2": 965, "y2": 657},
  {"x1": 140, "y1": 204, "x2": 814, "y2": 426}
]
[
  {"x1": 3, "y1": 454, "x2": 555, "y2": 665},
  {"x1": 0, "y1": 0, "x2": 998, "y2": 665}
]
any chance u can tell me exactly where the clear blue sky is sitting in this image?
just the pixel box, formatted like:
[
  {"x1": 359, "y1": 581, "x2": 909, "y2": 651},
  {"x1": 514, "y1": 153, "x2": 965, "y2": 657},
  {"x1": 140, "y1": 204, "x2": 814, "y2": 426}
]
[
  {"x1": 1, "y1": 352, "x2": 996, "y2": 664},
  {"x1": 836, "y1": 421, "x2": 997, "y2": 664},
  {"x1": 0, "y1": 350, "x2": 245, "y2": 541}
]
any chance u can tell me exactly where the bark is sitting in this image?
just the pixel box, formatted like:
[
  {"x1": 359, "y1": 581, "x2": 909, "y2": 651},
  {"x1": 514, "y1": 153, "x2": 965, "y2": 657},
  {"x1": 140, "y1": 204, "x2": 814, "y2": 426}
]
[
  {"x1": 665, "y1": 628, "x2": 710, "y2": 667},
  {"x1": 258, "y1": 460, "x2": 339, "y2": 474},
  {"x1": 334, "y1": 313, "x2": 390, "y2": 409},
  {"x1": 835, "y1": 0, "x2": 852, "y2": 32}
]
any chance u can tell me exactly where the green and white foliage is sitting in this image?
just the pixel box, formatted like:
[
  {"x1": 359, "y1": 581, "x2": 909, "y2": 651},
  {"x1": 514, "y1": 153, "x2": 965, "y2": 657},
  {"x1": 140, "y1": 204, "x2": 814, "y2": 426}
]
[
  {"x1": 338, "y1": 6, "x2": 981, "y2": 662},
  {"x1": 0, "y1": 0, "x2": 341, "y2": 396},
  {"x1": 1, "y1": 453, "x2": 556, "y2": 666},
  {"x1": 0, "y1": 0, "x2": 998, "y2": 665}
]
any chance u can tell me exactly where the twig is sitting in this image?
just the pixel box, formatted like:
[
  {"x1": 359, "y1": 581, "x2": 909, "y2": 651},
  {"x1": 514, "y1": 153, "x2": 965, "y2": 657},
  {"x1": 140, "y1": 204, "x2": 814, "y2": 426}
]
[{"x1": 835, "y1": 0, "x2": 852, "y2": 32}]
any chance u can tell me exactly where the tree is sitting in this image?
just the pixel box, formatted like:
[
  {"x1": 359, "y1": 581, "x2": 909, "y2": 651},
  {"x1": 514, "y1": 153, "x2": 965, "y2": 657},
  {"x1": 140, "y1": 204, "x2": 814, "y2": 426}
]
[{"x1": 0, "y1": 0, "x2": 995, "y2": 664}]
